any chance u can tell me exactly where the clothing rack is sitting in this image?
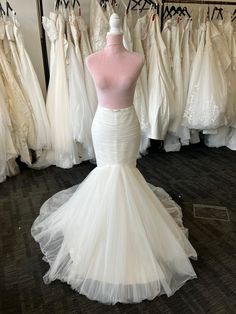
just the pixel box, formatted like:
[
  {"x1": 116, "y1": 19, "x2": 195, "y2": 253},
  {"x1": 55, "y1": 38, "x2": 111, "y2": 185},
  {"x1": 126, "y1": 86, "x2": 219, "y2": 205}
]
[
  {"x1": 159, "y1": 0, "x2": 236, "y2": 29},
  {"x1": 162, "y1": 0, "x2": 236, "y2": 5},
  {"x1": 38, "y1": 0, "x2": 236, "y2": 88}
]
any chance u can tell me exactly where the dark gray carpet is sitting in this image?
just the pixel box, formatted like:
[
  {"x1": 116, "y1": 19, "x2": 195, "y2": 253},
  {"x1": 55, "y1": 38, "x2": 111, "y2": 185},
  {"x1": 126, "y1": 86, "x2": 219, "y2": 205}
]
[{"x1": 0, "y1": 143, "x2": 236, "y2": 314}]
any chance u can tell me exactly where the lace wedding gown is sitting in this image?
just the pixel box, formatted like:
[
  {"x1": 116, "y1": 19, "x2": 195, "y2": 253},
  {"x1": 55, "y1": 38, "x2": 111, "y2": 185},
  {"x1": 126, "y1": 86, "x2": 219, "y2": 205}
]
[{"x1": 31, "y1": 46, "x2": 197, "y2": 305}]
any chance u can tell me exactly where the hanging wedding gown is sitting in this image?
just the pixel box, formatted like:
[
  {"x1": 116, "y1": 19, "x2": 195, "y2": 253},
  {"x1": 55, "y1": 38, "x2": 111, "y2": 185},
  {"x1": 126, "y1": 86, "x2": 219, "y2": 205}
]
[
  {"x1": 184, "y1": 20, "x2": 200, "y2": 146},
  {"x1": 66, "y1": 15, "x2": 94, "y2": 160},
  {"x1": 12, "y1": 15, "x2": 51, "y2": 155},
  {"x1": 178, "y1": 19, "x2": 191, "y2": 146},
  {"x1": 77, "y1": 14, "x2": 97, "y2": 117},
  {"x1": 146, "y1": 14, "x2": 171, "y2": 141},
  {"x1": 225, "y1": 28, "x2": 236, "y2": 150},
  {"x1": 159, "y1": 18, "x2": 180, "y2": 152},
  {"x1": 36, "y1": 12, "x2": 79, "y2": 169},
  {"x1": 204, "y1": 18, "x2": 236, "y2": 150},
  {"x1": 0, "y1": 19, "x2": 34, "y2": 165},
  {"x1": 89, "y1": 0, "x2": 109, "y2": 52},
  {"x1": 5, "y1": 17, "x2": 51, "y2": 157},
  {"x1": 133, "y1": 13, "x2": 150, "y2": 153},
  {"x1": 122, "y1": 6, "x2": 133, "y2": 52},
  {"x1": 183, "y1": 21, "x2": 227, "y2": 131},
  {"x1": 0, "y1": 72, "x2": 19, "y2": 183},
  {"x1": 31, "y1": 44, "x2": 197, "y2": 304}
]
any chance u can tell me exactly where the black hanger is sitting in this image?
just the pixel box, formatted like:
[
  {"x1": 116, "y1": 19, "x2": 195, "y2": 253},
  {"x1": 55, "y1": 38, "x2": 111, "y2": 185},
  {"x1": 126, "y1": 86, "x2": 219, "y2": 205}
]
[
  {"x1": 100, "y1": 0, "x2": 108, "y2": 9},
  {"x1": 0, "y1": 2, "x2": 5, "y2": 16},
  {"x1": 211, "y1": 7, "x2": 223, "y2": 20},
  {"x1": 111, "y1": 0, "x2": 117, "y2": 7},
  {"x1": 127, "y1": 0, "x2": 158, "y2": 14},
  {"x1": 231, "y1": 8, "x2": 236, "y2": 21},
  {"x1": 55, "y1": 0, "x2": 69, "y2": 10},
  {"x1": 63, "y1": 0, "x2": 70, "y2": 8},
  {"x1": 164, "y1": 5, "x2": 187, "y2": 19},
  {"x1": 182, "y1": 7, "x2": 191, "y2": 18},
  {"x1": 6, "y1": 1, "x2": 14, "y2": 16},
  {"x1": 207, "y1": 5, "x2": 210, "y2": 20},
  {"x1": 72, "y1": 0, "x2": 80, "y2": 8},
  {"x1": 176, "y1": 6, "x2": 184, "y2": 16},
  {"x1": 55, "y1": 0, "x2": 62, "y2": 10},
  {"x1": 140, "y1": 0, "x2": 159, "y2": 14},
  {"x1": 163, "y1": 5, "x2": 175, "y2": 19}
]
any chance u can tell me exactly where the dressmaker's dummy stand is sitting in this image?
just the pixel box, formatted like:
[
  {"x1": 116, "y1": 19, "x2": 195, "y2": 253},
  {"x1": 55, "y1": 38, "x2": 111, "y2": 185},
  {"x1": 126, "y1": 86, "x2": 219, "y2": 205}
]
[{"x1": 86, "y1": 13, "x2": 144, "y2": 110}]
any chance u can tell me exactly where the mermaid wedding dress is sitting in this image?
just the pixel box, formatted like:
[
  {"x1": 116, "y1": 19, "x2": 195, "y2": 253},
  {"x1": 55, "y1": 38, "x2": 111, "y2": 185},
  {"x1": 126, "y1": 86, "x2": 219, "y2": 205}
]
[{"x1": 31, "y1": 50, "x2": 197, "y2": 305}]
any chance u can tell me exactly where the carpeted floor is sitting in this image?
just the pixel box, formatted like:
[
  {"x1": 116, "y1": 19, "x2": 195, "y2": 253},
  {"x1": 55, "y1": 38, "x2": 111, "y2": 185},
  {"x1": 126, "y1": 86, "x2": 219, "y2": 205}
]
[{"x1": 0, "y1": 143, "x2": 236, "y2": 314}]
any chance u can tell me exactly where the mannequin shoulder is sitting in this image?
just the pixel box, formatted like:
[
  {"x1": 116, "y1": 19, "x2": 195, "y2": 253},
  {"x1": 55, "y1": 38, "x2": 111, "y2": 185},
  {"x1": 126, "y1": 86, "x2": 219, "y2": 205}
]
[
  {"x1": 128, "y1": 51, "x2": 145, "y2": 67},
  {"x1": 85, "y1": 51, "x2": 104, "y2": 70},
  {"x1": 126, "y1": 52, "x2": 145, "y2": 72}
]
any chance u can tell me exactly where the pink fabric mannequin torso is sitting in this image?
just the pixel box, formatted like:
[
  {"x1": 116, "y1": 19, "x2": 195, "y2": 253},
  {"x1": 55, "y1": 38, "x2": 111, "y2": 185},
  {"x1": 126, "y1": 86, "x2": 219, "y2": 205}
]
[{"x1": 86, "y1": 34, "x2": 144, "y2": 109}]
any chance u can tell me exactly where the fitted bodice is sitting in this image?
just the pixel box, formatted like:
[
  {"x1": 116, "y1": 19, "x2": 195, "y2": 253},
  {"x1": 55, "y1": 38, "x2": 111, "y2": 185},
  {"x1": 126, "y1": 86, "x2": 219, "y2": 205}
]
[{"x1": 86, "y1": 48, "x2": 144, "y2": 109}]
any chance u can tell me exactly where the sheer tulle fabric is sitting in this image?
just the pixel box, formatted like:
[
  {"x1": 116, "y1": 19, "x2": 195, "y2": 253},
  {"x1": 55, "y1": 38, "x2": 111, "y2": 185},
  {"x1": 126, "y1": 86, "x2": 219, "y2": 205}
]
[
  {"x1": 31, "y1": 106, "x2": 197, "y2": 304},
  {"x1": 183, "y1": 23, "x2": 227, "y2": 130}
]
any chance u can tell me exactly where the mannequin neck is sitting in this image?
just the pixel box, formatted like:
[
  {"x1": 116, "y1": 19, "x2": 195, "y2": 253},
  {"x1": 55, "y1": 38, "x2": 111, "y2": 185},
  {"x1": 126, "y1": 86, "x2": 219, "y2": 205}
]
[{"x1": 105, "y1": 34, "x2": 125, "y2": 52}]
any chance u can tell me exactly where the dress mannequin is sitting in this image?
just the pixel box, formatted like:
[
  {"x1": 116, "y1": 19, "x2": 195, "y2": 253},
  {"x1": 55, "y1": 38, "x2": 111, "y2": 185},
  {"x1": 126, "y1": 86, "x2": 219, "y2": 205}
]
[
  {"x1": 86, "y1": 13, "x2": 144, "y2": 109},
  {"x1": 31, "y1": 12, "x2": 197, "y2": 305}
]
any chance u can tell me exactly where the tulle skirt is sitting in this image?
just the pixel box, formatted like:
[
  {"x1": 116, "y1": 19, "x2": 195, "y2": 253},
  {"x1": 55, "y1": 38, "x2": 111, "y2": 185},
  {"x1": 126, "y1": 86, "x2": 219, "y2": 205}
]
[{"x1": 31, "y1": 105, "x2": 197, "y2": 304}]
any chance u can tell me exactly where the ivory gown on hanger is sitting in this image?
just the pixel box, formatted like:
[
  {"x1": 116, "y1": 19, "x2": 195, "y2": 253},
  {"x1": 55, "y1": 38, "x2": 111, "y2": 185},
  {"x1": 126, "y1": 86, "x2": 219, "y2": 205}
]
[
  {"x1": 0, "y1": 72, "x2": 19, "y2": 183},
  {"x1": 67, "y1": 13, "x2": 94, "y2": 161},
  {"x1": 36, "y1": 12, "x2": 80, "y2": 169},
  {"x1": 133, "y1": 13, "x2": 150, "y2": 153},
  {"x1": 5, "y1": 16, "x2": 51, "y2": 157},
  {"x1": 31, "y1": 30, "x2": 197, "y2": 304},
  {"x1": 0, "y1": 19, "x2": 35, "y2": 165},
  {"x1": 183, "y1": 21, "x2": 227, "y2": 131}
]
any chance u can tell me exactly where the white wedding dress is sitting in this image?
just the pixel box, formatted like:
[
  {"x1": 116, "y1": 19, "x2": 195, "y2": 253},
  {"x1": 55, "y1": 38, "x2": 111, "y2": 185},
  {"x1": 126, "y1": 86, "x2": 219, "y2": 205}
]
[
  {"x1": 36, "y1": 13, "x2": 80, "y2": 169},
  {"x1": 12, "y1": 15, "x2": 51, "y2": 155},
  {"x1": 67, "y1": 15, "x2": 94, "y2": 161},
  {"x1": 31, "y1": 57, "x2": 197, "y2": 303},
  {"x1": 133, "y1": 13, "x2": 150, "y2": 154},
  {"x1": 146, "y1": 14, "x2": 171, "y2": 140},
  {"x1": 183, "y1": 21, "x2": 227, "y2": 131},
  {"x1": 0, "y1": 72, "x2": 19, "y2": 183},
  {"x1": 0, "y1": 18, "x2": 35, "y2": 165}
]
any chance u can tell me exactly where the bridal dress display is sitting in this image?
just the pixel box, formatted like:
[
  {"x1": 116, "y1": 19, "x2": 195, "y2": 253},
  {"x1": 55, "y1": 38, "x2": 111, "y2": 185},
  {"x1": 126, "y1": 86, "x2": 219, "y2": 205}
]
[{"x1": 31, "y1": 54, "x2": 197, "y2": 305}]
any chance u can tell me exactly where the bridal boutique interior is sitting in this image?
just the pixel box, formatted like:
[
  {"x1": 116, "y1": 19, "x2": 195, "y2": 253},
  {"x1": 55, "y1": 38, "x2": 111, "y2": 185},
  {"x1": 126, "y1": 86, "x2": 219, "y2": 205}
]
[{"x1": 0, "y1": 0, "x2": 236, "y2": 313}]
